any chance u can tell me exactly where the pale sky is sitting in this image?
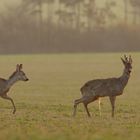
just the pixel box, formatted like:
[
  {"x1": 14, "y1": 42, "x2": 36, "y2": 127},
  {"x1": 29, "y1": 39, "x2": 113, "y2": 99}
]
[
  {"x1": 0, "y1": 0, "x2": 20, "y2": 6},
  {"x1": 0, "y1": 0, "x2": 21, "y2": 11}
]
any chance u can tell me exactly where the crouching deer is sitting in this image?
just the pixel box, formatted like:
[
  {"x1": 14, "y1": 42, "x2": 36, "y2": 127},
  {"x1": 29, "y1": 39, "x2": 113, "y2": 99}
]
[
  {"x1": 0, "y1": 64, "x2": 29, "y2": 114},
  {"x1": 73, "y1": 55, "x2": 132, "y2": 117}
]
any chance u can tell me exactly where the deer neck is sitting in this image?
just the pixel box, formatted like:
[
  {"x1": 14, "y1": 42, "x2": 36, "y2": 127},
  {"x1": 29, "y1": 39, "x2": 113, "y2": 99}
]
[
  {"x1": 119, "y1": 69, "x2": 130, "y2": 87},
  {"x1": 6, "y1": 74, "x2": 19, "y2": 89}
]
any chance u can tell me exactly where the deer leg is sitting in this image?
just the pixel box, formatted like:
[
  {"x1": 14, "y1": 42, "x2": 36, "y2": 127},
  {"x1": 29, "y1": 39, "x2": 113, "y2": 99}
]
[
  {"x1": 1, "y1": 94, "x2": 16, "y2": 114},
  {"x1": 98, "y1": 98, "x2": 101, "y2": 116},
  {"x1": 73, "y1": 98, "x2": 84, "y2": 117},
  {"x1": 83, "y1": 103, "x2": 91, "y2": 117},
  {"x1": 109, "y1": 96, "x2": 116, "y2": 118},
  {"x1": 83, "y1": 96, "x2": 99, "y2": 117}
]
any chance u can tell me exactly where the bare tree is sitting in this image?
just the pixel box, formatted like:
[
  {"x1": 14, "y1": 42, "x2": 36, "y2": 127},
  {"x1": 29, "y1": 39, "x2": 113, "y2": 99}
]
[
  {"x1": 123, "y1": 0, "x2": 128, "y2": 24},
  {"x1": 129, "y1": 0, "x2": 140, "y2": 25}
]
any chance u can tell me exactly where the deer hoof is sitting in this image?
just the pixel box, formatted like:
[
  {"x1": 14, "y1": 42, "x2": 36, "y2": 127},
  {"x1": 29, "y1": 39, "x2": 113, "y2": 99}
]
[{"x1": 13, "y1": 110, "x2": 16, "y2": 114}]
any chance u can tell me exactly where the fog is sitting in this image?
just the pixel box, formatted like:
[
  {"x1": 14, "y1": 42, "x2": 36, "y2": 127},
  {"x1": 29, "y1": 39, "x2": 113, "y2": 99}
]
[{"x1": 0, "y1": 0, "x2": 139, "y2": 54}]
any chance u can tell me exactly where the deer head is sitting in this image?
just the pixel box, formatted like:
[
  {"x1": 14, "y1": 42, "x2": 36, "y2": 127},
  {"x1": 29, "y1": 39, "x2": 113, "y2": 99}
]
[
  {"x1": 121, "y1": 55, "x2": 132, "y2": 75},
  {"x1": 16, "y1": 64, "x2": 29, "y2": 81},
  {"x1": 9, "y1": 64, "x2": 29, "y2": 82}
]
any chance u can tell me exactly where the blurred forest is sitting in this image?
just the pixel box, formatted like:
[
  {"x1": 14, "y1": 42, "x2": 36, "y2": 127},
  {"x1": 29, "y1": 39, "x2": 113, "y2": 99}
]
[{"x1": 0, "y1": 0, "x2": 140, "y2": 54}]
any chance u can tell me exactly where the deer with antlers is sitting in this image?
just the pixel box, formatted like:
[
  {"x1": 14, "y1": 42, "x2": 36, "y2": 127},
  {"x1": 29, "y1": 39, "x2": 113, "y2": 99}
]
[
  {"x1": 73, "y1": 55, "x2": 132, "y2": 117},
  {"x1": 0, "y1": 64, "x2": 29, "y2": 114}
]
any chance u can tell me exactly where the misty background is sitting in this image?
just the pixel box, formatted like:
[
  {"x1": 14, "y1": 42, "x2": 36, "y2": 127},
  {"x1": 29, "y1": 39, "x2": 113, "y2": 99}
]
[{"x1": 0, "y1": 0, "x2": 140, "y2": 54}]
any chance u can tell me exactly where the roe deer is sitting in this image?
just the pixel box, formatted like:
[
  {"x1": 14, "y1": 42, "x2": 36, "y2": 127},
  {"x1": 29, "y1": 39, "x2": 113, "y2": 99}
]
[
  {"x1": 0, "y1": 64, "x2": 29, "y2": 114},
  {"x1": 73, "y1": 55, "x2": 132, "y2": 117}
]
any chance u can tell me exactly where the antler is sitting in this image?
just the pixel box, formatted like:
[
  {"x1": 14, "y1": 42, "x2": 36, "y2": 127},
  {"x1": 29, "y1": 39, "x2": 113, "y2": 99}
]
[
  {"x1": 124, "y1": 55, "x2": 129, "y2": 62},
  {"x1": 129, "y1": 55, "x2": 132, "y2": 64},
  {"x1": 121, "y1": 55, "x2": 132, "y2": 64}
]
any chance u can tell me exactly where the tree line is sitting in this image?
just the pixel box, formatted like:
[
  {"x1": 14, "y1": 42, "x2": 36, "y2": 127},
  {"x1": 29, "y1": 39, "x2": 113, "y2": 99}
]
[{"x1": 0, "y1": 0, "x2": 140, "y2": 54}]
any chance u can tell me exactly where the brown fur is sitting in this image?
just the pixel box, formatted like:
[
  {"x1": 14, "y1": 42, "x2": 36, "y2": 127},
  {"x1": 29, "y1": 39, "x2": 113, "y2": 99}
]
[
  {"x1": 73, "y1": 55, "x2": 132, "y2": 117},
  {"x1": 0, "y1": 64, "x2": 29, "y2": 114}
]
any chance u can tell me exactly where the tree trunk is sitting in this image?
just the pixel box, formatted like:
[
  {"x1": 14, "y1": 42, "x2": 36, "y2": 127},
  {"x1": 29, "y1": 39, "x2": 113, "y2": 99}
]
[{"x1": 124, "y1": 0, "x2": 128, "y2": 24}]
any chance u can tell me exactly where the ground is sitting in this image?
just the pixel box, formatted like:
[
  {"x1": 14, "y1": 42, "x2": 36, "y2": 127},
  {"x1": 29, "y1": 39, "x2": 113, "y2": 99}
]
[{"x1": 0, "y1": 53, "x2": 139, "y2": 140}]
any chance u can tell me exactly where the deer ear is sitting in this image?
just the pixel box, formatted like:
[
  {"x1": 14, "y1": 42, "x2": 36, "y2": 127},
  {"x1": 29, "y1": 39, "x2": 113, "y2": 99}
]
[
  {"x1": 121, "y1": 57, "x2": 126, "y2": 65},
  {"x1": 16, "y1": 64, "x2": 20, "y2": 71},
  {"x1": 19, "y1": 64, "x2": 23, "y2": 71}
]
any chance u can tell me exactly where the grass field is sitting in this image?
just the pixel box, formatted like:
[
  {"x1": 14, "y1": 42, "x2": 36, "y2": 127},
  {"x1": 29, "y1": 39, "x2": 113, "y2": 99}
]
[{"x1": 0, "y1": 53, "x2": 139, "y2": 140}]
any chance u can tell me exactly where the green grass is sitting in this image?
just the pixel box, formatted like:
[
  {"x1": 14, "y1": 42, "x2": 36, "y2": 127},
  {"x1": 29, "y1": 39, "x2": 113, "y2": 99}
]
[{"x1": 0, "y1": 53, "x2": 139, "y2": 140}]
